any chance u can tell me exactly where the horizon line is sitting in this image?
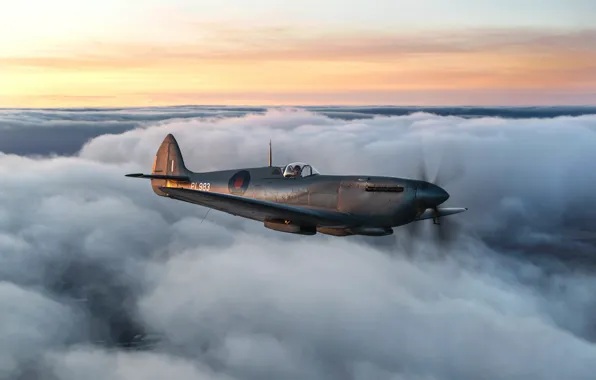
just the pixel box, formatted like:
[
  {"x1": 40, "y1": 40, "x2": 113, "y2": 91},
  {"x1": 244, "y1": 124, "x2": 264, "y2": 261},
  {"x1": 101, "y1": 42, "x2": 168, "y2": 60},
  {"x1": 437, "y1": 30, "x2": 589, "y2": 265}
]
[{"x1": 2, "y1": 104, "x2": 596, "y2": 110}]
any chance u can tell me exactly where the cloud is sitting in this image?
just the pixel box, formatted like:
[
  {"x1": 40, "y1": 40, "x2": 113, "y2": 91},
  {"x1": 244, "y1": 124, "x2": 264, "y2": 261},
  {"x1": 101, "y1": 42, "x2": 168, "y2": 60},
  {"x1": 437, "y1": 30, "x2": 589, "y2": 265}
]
[
  {"x1": 0, "y1": 283, "x2": 79, "y2": 379},
  {"x1": 2, "y1": 108, "x2": 596, "y2": 379},
  {"x1": 4, "y1": 106, "x2": 596, "y2": 156},
  {"x1": 139, "y1": 237, "x2": 596, "y2": 380},
  {"x1": 44, "y1": 347, "x2": 235, "y2": 380},
  {"x1": 0, "y1": 107, "x2": 261, "y2": 155}
]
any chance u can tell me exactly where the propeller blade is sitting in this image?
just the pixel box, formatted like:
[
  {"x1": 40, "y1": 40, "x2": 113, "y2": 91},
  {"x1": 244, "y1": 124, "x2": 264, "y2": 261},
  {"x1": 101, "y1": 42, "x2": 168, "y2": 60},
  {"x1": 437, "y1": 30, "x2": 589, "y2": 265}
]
[
  {"x1": 413, "y1": 135, "x2": 429, "y2": 182},
  {"x1": 431, "y1": 217, "x2": 460, "y2": 246},
  {"x1": 405, "y1": 140, "x2": 464, "y2": 251},
  {"x1": 418, "y1": 163, "x2": 428, "y2": 183},
  {"x1": 432, "y1": 146, "x2": 465, "y2": 187}
]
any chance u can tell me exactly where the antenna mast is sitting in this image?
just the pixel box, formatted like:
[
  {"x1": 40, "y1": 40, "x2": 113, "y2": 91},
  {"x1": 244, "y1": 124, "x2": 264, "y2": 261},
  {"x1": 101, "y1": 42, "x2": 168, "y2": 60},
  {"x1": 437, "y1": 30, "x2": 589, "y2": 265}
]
[{"x1": 268, "y1": 140, "x2": 272, "y2": 167}]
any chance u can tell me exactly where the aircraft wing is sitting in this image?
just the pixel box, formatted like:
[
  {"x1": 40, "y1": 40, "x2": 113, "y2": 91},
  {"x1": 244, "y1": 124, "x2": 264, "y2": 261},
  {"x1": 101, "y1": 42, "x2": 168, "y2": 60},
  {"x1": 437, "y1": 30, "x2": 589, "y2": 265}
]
[
  {"x1": 414, "y1": 207, "x2": 468, "y2": 221},
  {"x1": 125, "y1": 173, "x2": 191, "y2": 181},
  {"x1": 159, "y1": 187, "x2": 353, "y2": 227}
]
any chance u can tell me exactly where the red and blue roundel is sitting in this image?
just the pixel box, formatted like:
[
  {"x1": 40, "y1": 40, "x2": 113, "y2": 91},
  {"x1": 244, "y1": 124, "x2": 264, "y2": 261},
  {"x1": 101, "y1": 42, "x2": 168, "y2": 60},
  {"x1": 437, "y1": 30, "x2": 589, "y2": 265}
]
[{"x1": 228, "y1": 170, "x2": 251, "y2": 195}]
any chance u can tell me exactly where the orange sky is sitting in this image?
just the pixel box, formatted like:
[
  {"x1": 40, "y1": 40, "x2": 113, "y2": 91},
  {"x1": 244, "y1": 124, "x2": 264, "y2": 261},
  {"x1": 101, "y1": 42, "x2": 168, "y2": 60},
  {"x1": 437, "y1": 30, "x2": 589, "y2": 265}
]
[{"x1": 1, "y1": 2, "x2": 595, "y2": 107}]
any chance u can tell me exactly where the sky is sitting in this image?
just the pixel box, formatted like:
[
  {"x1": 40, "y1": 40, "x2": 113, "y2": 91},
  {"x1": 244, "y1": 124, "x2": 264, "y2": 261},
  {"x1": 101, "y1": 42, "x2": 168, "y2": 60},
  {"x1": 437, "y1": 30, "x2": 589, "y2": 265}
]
[{"x1": 1, "y1": 0, "x2": 595, "y2": 107}]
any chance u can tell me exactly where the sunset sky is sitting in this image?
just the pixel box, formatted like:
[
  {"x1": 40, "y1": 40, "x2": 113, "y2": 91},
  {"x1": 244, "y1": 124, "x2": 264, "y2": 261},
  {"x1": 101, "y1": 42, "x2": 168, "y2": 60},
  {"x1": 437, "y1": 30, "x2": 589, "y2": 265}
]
[{"x1": 1, "y1": 0, "x2": 595, "y2": 107}]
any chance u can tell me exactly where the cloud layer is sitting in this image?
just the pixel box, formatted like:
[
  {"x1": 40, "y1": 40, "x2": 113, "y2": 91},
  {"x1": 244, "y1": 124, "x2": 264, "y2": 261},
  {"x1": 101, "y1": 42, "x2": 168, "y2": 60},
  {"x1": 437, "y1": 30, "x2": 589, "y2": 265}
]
[
  {"x1": 0, "y1": 106, "x2": 261, "y2": 155},
  {"x1": 2, "y1": 108, "x2": 596, "y2": 379},
  {"x1": 3, "y1": 106, "x2": 596, "y2": 156}
]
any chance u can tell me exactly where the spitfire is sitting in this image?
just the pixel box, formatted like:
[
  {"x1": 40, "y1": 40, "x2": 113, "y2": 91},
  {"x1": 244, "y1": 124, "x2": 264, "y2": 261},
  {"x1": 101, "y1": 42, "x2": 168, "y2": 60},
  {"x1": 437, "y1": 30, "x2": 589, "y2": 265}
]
[{"x1": 126, "y1": 134, "x2": 467, "y2": 238}]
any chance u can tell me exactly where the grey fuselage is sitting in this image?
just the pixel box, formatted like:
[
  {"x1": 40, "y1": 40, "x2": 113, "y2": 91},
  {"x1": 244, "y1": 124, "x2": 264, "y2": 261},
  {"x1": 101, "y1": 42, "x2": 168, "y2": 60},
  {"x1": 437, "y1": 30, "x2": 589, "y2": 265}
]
[
  {"x1": 129, "y1": 133, "x2": 459, "y2": 236},
  {"x1": 155, "y1": 166, "x2": 421, "y2": 228}
]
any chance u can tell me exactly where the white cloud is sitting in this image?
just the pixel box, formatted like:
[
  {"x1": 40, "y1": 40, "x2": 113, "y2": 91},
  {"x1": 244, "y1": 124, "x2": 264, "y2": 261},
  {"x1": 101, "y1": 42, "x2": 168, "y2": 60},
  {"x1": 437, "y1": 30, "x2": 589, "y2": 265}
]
[
  {"x1": 139, "y1": 237, "x2": 596, "y2": 380},
  {"x1": 0, "y1": 283, "x2": 78, "y2": 379},
  {"x1": 45, "y1": 347, "x2": 236, "y2": 380},
  {"x1": 2, "y1": 109, "x2": 596, "y2": 379}
]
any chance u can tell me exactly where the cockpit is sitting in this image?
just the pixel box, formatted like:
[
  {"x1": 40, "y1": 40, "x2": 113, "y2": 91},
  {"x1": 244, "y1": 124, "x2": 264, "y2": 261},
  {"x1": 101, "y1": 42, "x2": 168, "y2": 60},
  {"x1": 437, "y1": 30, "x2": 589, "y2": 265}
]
[{"x1": 282, "y1": 162, "x2": 320, "y2": 178}]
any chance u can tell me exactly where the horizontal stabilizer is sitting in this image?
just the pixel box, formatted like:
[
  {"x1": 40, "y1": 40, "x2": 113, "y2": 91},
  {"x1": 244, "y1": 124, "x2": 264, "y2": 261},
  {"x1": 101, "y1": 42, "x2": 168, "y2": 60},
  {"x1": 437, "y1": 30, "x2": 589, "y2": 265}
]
[
  {"x1": 415, "y1": 207, "x2": 468, "y2": 221},
  {"x1": 125, "y1": 173, "x2": 191, "y2": 182}
]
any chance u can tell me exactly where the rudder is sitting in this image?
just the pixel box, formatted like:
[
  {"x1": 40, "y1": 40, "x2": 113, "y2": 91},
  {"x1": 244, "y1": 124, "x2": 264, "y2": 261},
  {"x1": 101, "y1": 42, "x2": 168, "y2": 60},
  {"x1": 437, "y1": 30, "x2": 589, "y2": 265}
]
[{"x1": 151, "y1": 134, "x2": 190, "y2": 196}]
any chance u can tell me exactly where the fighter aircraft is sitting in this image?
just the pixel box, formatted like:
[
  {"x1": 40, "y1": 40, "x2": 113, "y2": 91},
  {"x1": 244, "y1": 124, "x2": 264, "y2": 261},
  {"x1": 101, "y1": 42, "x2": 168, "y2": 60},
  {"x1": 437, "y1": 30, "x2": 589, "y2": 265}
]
[{"x1": 126, "y1": 134, "x2": 467, "y2": 238}]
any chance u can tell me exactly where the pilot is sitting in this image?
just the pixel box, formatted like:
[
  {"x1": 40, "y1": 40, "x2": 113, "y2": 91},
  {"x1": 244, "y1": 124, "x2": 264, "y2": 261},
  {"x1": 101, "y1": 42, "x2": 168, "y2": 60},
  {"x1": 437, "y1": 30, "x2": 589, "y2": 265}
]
[{"x1": 292, "y1": 165, "x2": 302, "y2": 177}]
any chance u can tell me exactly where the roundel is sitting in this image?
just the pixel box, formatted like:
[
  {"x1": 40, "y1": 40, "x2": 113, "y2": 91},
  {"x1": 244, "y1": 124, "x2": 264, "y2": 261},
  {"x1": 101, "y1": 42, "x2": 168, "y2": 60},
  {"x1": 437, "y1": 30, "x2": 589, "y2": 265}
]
[{"x1": 228, "y1": 170, "x2": 251, "y2": 195}]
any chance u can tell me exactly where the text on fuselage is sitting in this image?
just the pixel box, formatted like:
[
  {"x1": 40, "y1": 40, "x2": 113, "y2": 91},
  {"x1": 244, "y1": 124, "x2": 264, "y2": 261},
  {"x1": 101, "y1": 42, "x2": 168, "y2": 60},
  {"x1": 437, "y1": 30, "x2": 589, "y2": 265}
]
[{"x1": 190, "y1": 182, "x2": 211, "y2": 191}]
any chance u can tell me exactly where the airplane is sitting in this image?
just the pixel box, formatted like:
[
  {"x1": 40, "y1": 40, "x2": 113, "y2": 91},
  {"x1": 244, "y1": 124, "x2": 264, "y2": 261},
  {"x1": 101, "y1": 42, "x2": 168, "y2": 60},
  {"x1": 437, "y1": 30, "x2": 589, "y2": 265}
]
[{"x1": 126, "y1": 134, "x2": 467, "y2": 238}]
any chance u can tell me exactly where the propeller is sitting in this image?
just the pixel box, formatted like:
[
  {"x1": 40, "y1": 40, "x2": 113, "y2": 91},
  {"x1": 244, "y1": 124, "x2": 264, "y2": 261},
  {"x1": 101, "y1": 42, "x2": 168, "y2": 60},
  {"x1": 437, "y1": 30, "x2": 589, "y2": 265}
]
[
  {"x1": 405, "y1": 142, "x2": 464, "y2": 246},
  {"x1": 432, "y1": 145, "x2": 465, "y2": 188},
  {"x1": 416, "y1": 142, "x2": 464, "y2": 187}
]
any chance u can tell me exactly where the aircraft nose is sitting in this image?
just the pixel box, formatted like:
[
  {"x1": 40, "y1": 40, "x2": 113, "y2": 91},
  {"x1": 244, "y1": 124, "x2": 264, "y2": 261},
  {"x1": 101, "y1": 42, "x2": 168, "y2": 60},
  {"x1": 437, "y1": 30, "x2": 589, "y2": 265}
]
[
  {"x1": 417, "y1": 182, "x2": 449, "y2": 206},
  {"x1": 434, "y1": 184, "x2": 450, "y2": 204}
]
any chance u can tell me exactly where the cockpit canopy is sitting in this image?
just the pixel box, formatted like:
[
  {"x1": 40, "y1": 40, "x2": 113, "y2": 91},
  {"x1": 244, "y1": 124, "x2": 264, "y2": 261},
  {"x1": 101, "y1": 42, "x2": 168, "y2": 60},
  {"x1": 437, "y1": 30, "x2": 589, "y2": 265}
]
[{"x1": 283, "y1": 162, "x2": 320, "y2": 178}]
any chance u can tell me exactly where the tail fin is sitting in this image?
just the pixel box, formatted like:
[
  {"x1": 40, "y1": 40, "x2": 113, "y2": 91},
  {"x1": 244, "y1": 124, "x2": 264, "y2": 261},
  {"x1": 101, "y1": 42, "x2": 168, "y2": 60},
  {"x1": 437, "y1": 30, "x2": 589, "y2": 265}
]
[
  {"x1": 150, "y1": 134, "x2": 190, "y2": 196},
  {"x1": 152, "y1": 134, "x2": 189, "y2": 177},
  {"x1": 125, "y1": 134, "x2": 192, "y2": 197}
]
